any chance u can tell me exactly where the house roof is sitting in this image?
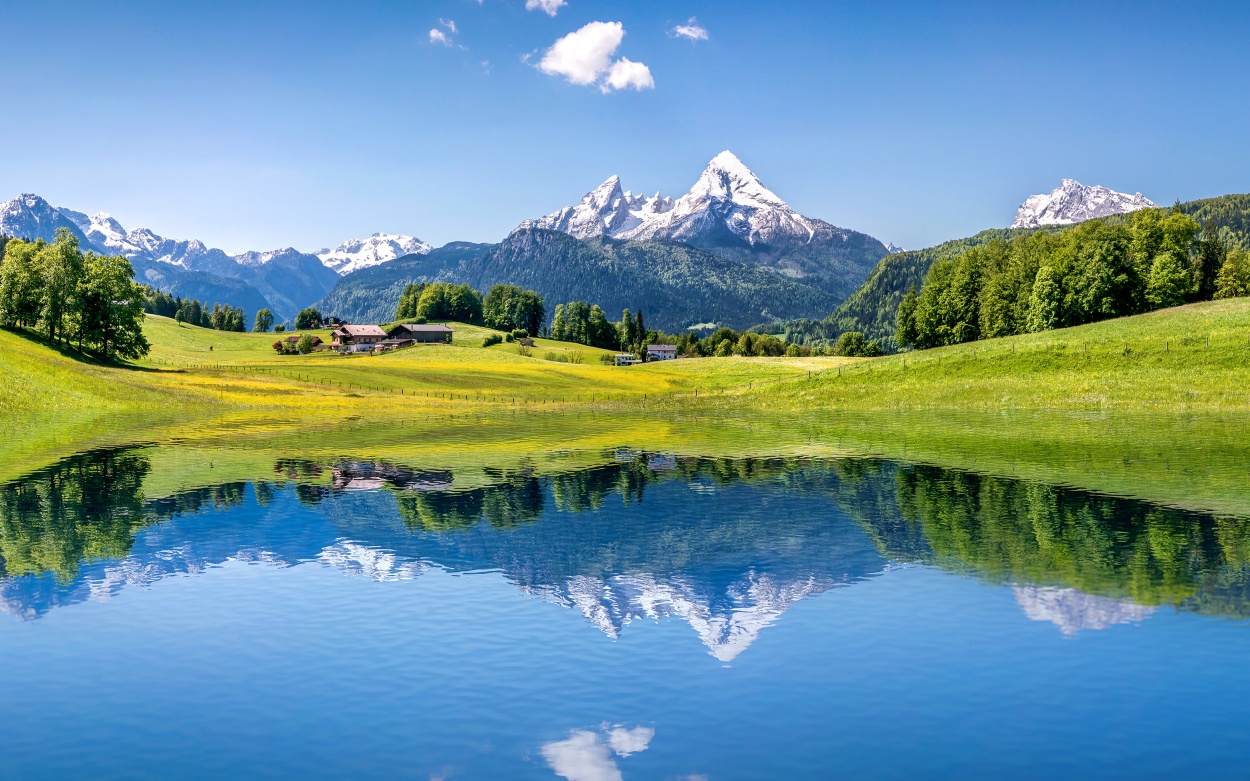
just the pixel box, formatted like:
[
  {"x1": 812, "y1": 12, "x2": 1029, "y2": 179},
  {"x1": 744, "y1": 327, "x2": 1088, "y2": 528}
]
[
  {"x1": 392, "y1": 323, "x2": 455, "y2": 333},
  {"x1": 648, "y1": 344, "x2": 678, "y2": 351},
  {"x1": 337, "y1": 324, "x2": 387, "y2": 337}
]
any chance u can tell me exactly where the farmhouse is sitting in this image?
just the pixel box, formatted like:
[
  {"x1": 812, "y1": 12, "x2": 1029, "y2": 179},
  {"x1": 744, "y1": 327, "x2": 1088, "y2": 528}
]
[
  {"x1": 332, "y1": 324, "x2": 387, "y2": 353},
  {"x1": 387, "y1": 324, "x2": 454, "y2": 344},
  {"x1": 646, "y1": 344, "x2": 678, "y2": 361}
]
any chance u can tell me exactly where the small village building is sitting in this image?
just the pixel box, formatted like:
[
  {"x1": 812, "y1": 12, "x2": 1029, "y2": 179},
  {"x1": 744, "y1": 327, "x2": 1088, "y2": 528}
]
[
  {"x1": 615, "y1": 353, "x2": 641, "y2": 366},
  {"x1": 375, "y1": 337, "x2": 416, "y2": 352},
  {"x1": 646, "y1": 344, "x2": 679, "y2": 361},
  {"x1": 332, "y1": 324, "x2": 387, "y2": 353},
  {"x1": 517, "y1": 337, "x2": 535, "y2": 347},
  {"x1": 387, "y1": 324, "x2": 454, "y2": 344}
]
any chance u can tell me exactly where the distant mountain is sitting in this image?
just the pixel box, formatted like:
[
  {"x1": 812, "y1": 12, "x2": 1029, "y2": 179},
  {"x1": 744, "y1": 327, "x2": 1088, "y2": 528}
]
[
  {"x1": 317, "y1": 234, "x2": 432, "y2": 275},
  {"x1": 315, "y1": 242, "x2": 494, "y2": 324},
  {"x1": 517, "y1": 151, "x2": 891, "y2": 300},
  {"x1": 1, "y1": 194, "x2": 90, "y2": 245},
  {"x1": 1012, "y1": 179, "x2": 1155, "y2": 229},
  {"x1": 775, "y1": 192, "x2": 1250, "y2": 351},
  {"x1": 317, "y1": 229, "x2": 840, "y2": 332},
  {"x1": 0, "y1": 194, "x2": 345, "y2": 321}
]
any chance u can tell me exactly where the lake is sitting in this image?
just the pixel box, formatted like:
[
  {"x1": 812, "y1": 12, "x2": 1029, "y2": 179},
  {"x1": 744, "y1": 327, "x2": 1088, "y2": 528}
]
[{"x1": 2, "y1": 445, "x2": 1248, "y2": 779}]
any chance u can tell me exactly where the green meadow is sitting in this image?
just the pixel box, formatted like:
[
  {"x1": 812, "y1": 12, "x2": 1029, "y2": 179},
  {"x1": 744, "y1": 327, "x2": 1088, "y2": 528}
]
[{"x1": 4, "y1": 299, "x2": 1250, "y2": 515}]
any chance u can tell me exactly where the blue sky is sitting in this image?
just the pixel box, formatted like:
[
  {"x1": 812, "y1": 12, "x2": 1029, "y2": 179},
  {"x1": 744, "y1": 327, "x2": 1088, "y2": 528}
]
[{"x1": 3, "y1": 0, "x2": 1249, "y2": 253}]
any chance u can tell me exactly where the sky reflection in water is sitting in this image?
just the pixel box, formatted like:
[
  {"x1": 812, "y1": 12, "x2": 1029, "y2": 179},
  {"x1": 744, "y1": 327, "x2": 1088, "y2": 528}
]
[{"x1": 1, "y1": 448, "x2": 1248, "y2": 779}]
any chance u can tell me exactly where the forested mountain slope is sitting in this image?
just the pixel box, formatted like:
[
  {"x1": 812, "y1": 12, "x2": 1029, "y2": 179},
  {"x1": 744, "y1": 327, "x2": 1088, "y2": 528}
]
[
  {"x1": 317, "y1": 229, "x2": 840, "y2": 332},
  {"x1": 770, "y1": 194, "x2": 1250, "y2": 350}
]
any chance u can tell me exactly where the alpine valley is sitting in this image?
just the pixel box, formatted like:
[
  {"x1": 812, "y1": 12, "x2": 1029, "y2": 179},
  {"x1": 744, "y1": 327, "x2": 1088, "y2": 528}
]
[{"x1": 317, "y1": 151, "x2": 896, "y2": 331}]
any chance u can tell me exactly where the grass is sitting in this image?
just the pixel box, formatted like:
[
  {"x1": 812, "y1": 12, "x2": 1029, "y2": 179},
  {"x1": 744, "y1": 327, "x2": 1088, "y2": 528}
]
[{"x1": 6, "y1": 300, "x2": 1250, "y2": 514}]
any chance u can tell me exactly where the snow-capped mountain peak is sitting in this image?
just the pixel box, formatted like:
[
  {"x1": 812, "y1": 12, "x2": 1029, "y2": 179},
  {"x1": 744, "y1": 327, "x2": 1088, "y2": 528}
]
[
  {"x1": 1012, "y1": 179, "x2": 1156, "y2": 229},
  {"x1": 515, "y1": 150, "x2": 820, "y2": 248},
  {"x1": 316, "y1": 233, "x2": 432, "y2": 275}
]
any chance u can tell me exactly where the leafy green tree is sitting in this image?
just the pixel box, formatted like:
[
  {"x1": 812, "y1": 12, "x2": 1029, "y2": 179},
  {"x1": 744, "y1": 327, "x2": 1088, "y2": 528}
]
[
  {"x1": 834, "y1": 331, "x2": 882, "y2": 357},
  {"x1": 395, "y1": 283, "x2": 426, "y2": 321},
  {"x1": 895, "y1": 286, "x2": 919, "y2": 347},
  {"x1": 77, "y1": 253, "x2": 149, "y2": 361},
  {"x1": 1026, "y1": 265, "x2": 1061, "y2": 332},
  {"x1": 211, "y1": 303, "x2": 225, "y2": 330},
  {"x1": 296, "y1": 333, "x2": 315, "y2": 354},
  {"x1": 38, "y1": 229, "x2": 84, "y2": 345},
  {"x1": 0, "y1": 239, "x2": 44, "y2": 328},
  {"x1": 253, "y1": 308, "x2": 274, "y2": 332},
  {"x1": 295, "y1": 307, "x2": 322, "y2": 330},
  {"x1": 551, "y1": 304, "x2": 566, "y2": 340},
  {"x1": 1215, "y1": 249, "x2": 1250, "y2": 299},
  {"x1": 1146, "y1": 251, "x2": 1192, "y2": 308},
  {"x1": 713, "y1": 338, "x2": 732, "y2": 357},
  {"x1": 141, "y1": 286, "x2": 179, "y2": 318},
  {"x1": 1193, "y1": 222, "x2": 1227, "y2": 301}
]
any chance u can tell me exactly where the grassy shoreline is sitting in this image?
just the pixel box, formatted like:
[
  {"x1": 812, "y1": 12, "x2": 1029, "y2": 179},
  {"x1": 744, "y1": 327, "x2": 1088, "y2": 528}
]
[{"x1": 5, "y1": 300, "x2": 1250, "y2": 513}]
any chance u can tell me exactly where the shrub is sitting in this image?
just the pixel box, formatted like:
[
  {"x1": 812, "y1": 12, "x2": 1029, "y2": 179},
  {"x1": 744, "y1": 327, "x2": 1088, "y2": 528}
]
[
  {"x1": 511, "y1": 328, "x2": 528, "y2": 340},
  {"x1": 273, "y1": 324, "x2": 286, "y2": 333},
  {"x1": 483, "y1": 334, "x2": 503, "y2": 347},
  {"x1": 599, "y1": 353, "x2": 615, "y2": 365},
  {"x1": 516, "y1": 345, "x2": 532, "y2": 357}
]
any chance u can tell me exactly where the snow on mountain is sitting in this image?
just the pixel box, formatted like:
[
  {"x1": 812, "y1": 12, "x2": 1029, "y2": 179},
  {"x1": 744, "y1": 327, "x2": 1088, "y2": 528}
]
[
  {"x1": 1012, "y1": 179, "x2": 1156, "y2": 229},
  {"x1": 517, "y1": 150, "x2": 825, "y2": 249},
  {"x1": 316, "y1": 233, "x2": 432, "y2": 275},
  {"x1": 0, "y1": 194, "x2": 90, "y2": 245}
]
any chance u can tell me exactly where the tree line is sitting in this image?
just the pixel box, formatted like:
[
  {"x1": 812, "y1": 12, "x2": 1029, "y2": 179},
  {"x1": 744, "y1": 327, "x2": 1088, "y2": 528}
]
[
  {"x1": 896, "y1": 207, "x2": 1250, "y2": 349},
  {"x1": 0, "y1": 230, "x2": 148, "y2": 361},
  {"x1": 145, "y1": 286, "x2": 277, "y2": 333},
  {"x1": 394, "y1": 282, "x2": 546, "y2": 336}
]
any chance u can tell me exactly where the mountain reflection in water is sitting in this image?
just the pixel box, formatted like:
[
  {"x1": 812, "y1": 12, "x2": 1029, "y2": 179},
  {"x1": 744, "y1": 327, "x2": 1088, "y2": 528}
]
[{"x1": 2, "y1": 448, "x2": 1249, "y2": 653}]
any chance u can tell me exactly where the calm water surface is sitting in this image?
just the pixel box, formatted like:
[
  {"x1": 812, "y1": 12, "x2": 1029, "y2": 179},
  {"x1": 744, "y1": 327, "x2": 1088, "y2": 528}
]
[{"x1": 2, "y1": 449, "x2": 1249, "y2": 779}]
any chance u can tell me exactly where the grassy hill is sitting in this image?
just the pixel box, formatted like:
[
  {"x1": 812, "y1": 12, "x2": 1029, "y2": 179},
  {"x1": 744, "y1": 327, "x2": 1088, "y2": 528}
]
[
  {"x1": 5, "y1": 301, "x2": 1250, "y2": 514},
  {"x1": 777, "y1": 193, "x2": 1250, "y2": 350}
]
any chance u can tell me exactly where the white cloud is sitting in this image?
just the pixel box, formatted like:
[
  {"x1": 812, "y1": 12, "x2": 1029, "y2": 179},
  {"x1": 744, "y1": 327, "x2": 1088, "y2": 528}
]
[
  {"x1": 429, "y1": 28, "x2": 451, "y2": 46},
  {"x1": 538, "y1": 21, "x2": 654, "y2": 93},
  {"x1": 672, "y1": 17, "x2": 709, "y2": 41},
  {"x1": 440, "y1": 18, "x2": 457, "y2": 33},
  {"x1": 539, "y1": 21, "x2": 622, "y2": 85},
  {"x1": 602, "y1": 58, "x2": 653, "y2": 92},
  {"x1": 526, "y1": 0, "x2": 567, "y2": 16}
]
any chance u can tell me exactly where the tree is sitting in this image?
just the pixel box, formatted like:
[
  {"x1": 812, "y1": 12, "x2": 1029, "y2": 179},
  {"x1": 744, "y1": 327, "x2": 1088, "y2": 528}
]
[
  {"x1": 482, "y1": 284, "x2": 544, "y2": 335},
  {"x1": 77, "y1": 253, "x2": 149, "y2": 361},
  {"x1": 895, "y1": 286, "x2": 919, "y2": 347},
  {"x1": 211, "y1": 303, "x2": 225, "y2": 330},
  {"x1": 551, "y1": 304, "x2": 566, "y2": 341},
  {"x1": 1193, "y1": 222, "x2": 1227, "y2": 301},
  {"x1": 395, "y1": 283, "x2": 426, "y2": 321},
  {"x1": 1145, "y1": 251, "x2": 1192, "y2": 309},
  {"x1": 295, "y1": 307, "x2": 322, "y2": 330},
  {"x1": 619, "y1": 308, "x2": 635, "y2": 349},
  {"x1": 633, "y1": 311, "x2": 645, "y2": 350},
  {"x1": 0, "y1": 239, "x2": 44, "y2": 328},
  {"x1": 1026, "y1": 265, "x2": 1061, "y2": 333},
  {"x1": 296, "y1": 333, "x2": 315, "y2": 354},
  {"x1": 253, "y1": 308, "x2": 274, "y2": 332},
  {"x1": 833, "y1": 331, "x2": 881, "y2": 357},
  {"x1": 38, "y1": 229, "x2": 84, "y2": 345},
  {"x1": 1215, "y1": 249, "x2": 1250, "y2": 299}
]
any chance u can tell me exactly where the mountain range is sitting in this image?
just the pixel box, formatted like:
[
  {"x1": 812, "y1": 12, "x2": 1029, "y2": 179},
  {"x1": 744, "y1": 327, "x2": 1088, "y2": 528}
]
[
  {"x1": 517, "y1": 151, "x2": 892, "y2": 300},
  {"x1": 0, "y1": 194, "x2": 429, "y2": 322},
  {"x1": 3, "y1": 165, "x2": 1186, "y2": 335},
  {"x1": 1011, "y1": 179, "x2": 1156, "y2": 229}
]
